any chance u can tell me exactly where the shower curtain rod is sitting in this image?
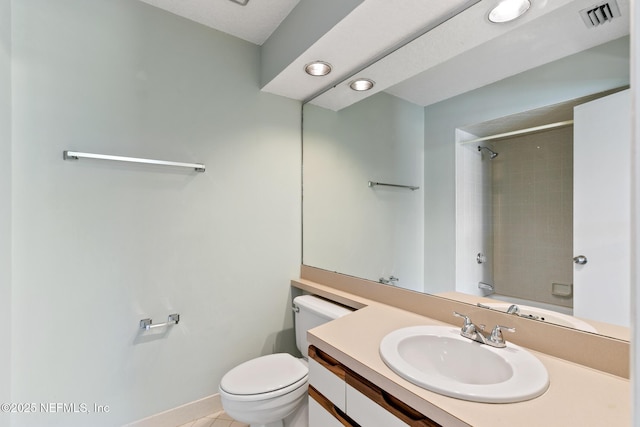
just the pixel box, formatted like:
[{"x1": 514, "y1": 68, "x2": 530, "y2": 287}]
[{"x1": 461, "y1": 120, "x2": 574, "y2": 145}]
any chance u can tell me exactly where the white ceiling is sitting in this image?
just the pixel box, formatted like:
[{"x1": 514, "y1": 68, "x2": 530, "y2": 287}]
[
  {"x1": 259, "y1": 0, "x2": 479, "y2": 103},
  {"x1": 311, "y1": 0, "x2": 630, "y2": 110},
  {"x1": 138, "y1": 0, "x2": 630, "y2": 109},
  {"x1": 137, "y1": 0, "x2": 300, "y2": 45},
  {"x1": 387, "y1": 0, "x2": 630, "y2": 108}
]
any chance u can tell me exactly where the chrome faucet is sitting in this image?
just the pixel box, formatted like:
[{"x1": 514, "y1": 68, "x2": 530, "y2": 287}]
[
  {"x1": 506, "y1": 304, "x2": 540, "y2": 320},
  {"x1": 453, "y1": 312, "x2": 515, "y2": 348}
]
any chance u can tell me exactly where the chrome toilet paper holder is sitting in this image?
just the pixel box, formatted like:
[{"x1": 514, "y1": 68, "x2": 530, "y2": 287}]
[{"x1": 140, "y1": 313, "x2": 180, "y2": 330}]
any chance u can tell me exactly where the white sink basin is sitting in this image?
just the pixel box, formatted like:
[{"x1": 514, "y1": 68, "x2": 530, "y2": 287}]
[
  {"x1": 482, "y1": 303, "x2": 598, "y2": 333},
  {"x1": 379, "y1": 325, "x2": 549, "y2": 403}
]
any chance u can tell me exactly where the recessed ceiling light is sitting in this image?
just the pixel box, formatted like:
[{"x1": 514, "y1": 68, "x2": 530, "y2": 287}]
[
  {"x1": 349, "y1": 79, "x2": 375, "y2": 91},
  {"x1": 304, "y1": 61, "x2": 332, "y2": 76},
  {"x1": 488, "y1": 0, "x2": 531, "y2": 23}
]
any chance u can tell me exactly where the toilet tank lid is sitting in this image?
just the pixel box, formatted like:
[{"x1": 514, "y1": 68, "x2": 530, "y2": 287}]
[
  {"x1": 293, "y1": 295, "x2": 353, "y2": 319},
  {"x1": 220, "y1": 353, "x2": 307, "y2": 395}
]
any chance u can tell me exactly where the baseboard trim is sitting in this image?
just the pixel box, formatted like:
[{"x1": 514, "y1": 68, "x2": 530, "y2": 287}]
[{"x1": 123, "y1": 394, "x2": 221, "y2": 427}]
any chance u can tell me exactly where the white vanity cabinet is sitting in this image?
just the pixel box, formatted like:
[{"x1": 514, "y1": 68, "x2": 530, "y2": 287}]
[
  {"x1": 308, "y1": 346, "x2": 441, "y2": 427},
  {"x1": 308, "y1": 346, "x2": 347, "y2": 412},
  {"x1": 309, "y1": 388, "x2": 356, "y2": 427},
  {"x1": 308, "y1": 345, "x2": 355, "y2": 427}
]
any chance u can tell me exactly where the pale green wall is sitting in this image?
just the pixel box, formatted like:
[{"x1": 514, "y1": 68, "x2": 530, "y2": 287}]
[
  {"x1": 303, "y1": 92, "x2": 424, "y2": 291},
  {"x1": 0, "y1": 0, "x2": 11, "y2": 424},
  {"x1": 10, "y1": 1, "x2": 300, "y2": 426},
  {"x1": 423, "y1": 36, "x2": 630, "y2": 293}
]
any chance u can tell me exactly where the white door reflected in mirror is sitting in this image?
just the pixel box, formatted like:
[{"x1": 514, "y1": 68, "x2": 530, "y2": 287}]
[{"x1": 573, "y1": 89, "x2": 631, "y2": 327}]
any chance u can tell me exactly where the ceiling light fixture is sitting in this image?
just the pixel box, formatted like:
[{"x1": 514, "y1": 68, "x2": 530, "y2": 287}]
[
  {"x1": 488, "y1": 0, "x2": 531, "y2": 23},
  {"x1": 304, "y1": 61, "x2": 332, "y2": 77},
  {"x1": 228, "y1": 0, "x2": 249, "y2": 5},
  {"x1": 349, "y1": 78, "x2": 375, "y2": 91}
]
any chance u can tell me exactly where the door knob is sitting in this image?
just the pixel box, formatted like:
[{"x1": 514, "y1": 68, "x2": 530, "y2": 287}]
[{"x1": 573, "y1": 255, "x2": 588, "y2": 265}]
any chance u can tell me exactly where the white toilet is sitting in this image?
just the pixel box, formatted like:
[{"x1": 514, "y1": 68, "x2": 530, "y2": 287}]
[{"x1": 219, "y1": 295, "x2": 352, "y2": 427}]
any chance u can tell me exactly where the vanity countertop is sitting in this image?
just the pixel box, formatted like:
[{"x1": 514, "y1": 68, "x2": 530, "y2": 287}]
[{"x1": 303, "y1": 292, "x2": 630, "y2": 426}]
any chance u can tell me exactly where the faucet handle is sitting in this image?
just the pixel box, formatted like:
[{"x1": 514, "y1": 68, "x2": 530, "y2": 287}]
[
  {"x1": 453, "y1": 311, "x2": 471, "y2": 325},
  {"x1": 453, "y1": 312, "x2": 477, "y2": 335},
  {"x1": 488, "y1": 325, "x2": 516, "y2": 347}
]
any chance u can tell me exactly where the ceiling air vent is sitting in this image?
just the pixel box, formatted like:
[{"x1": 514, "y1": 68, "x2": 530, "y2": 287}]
[{"x1": 579, "y1": 1, "x2": 621, "y2": 28}]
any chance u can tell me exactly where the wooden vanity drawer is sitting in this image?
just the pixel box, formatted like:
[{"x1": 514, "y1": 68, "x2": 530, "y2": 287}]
[
  {"x1": 309, "y1": 385, "x2": 360, "y2": 427},
  {"x1": 308, "y1": 345, "x2": 347, "y2": 412},
  {"x1": 346, "y1": 370, "x2": 442, "y2": 427},
  {"x1": 309, "y1": 345, "x2": 441, "y2": 427}
]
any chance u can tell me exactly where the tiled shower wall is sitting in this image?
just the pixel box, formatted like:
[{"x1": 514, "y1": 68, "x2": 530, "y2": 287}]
[{"x1": 492, "y1": 127, "x2": 573, "y2": 308}]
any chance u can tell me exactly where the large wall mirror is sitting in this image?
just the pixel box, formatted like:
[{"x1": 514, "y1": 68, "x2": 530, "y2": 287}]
[{"x1": 302, "y1": 0, "x2": 631, "y2": 341}]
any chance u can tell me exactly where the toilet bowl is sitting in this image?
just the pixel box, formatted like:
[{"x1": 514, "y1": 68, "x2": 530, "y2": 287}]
[
  {"x1": 219, "y1": 354, "x2": 308, "y2": 427},
  {"x1": 218, "y1": 295, "x2": 352, "y2": 427}
]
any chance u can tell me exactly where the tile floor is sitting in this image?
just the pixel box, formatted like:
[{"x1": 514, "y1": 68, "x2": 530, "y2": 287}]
[{"x1": 176, "y1": 410, "x2": 248, "y2": 427}]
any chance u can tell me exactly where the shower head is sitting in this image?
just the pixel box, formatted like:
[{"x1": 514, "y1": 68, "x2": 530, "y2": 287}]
[{"x1": 478, "y1": 146, "x2": 499, "y2": 159}]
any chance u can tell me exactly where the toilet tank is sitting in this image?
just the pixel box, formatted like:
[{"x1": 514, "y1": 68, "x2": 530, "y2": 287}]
[{"x1": 293, "y1": 295, "x2": 353, "y2": 358}]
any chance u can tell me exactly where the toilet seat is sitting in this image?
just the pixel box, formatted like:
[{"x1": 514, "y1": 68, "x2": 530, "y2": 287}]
[{"x1": 220, "y1": 353, "x2": 308, "y2": 402}]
